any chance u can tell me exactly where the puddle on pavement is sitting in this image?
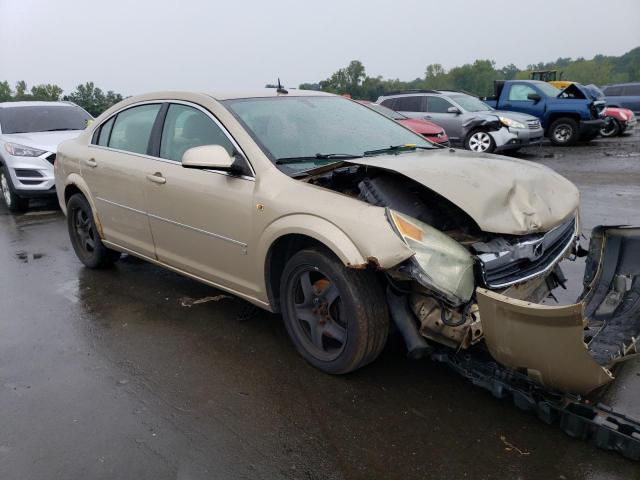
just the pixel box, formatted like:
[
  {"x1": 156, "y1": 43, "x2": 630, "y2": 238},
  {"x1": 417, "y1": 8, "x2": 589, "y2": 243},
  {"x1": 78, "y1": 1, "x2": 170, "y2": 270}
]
[{"x1": 15, "y1": 251, "x2": 46, "y2": 263}]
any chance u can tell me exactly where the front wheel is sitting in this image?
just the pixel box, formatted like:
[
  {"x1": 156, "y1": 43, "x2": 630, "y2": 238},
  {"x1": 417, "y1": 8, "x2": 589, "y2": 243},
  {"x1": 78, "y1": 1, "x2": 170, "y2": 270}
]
[
  {"x1": 0, "y1": 167, "x2": 29, "y2": 213},
  {"x1": 280, "y1": 248, "x2": 389, "y2": 374},
  {"x1": 548, "y1": 117, "x2": 579, "y2": 146},
  {"x1": 66, "y1": 193, "x2": 121, "y2": 268},
  {"x1": 464, "y1": 130, "x2": 496, "y2": 153},
  {"x1": 600, "y1": 118, "x2": 620, "y2": 137}
]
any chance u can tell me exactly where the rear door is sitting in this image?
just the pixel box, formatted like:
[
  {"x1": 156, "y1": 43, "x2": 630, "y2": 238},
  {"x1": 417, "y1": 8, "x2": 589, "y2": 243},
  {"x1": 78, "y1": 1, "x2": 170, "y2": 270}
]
[
  {"x1": 424, "y1": 95, "x2": 461, "y2": 141},
  {"x1": 85, "y1": 103, "x2": 161, "y2": 257},
  {"x1": 143, "y1": 102, "x2": 257, "y2": 294}
]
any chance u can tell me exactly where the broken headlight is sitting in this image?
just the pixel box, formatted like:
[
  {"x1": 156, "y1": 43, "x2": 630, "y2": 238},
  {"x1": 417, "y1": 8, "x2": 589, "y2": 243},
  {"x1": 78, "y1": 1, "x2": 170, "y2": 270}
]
[
  {"x1": 387, "y1": 209, "x2": 475, "y2": 306},
  {"x1": 499, "y1": 116, "x2": 525, "y2": 129}
]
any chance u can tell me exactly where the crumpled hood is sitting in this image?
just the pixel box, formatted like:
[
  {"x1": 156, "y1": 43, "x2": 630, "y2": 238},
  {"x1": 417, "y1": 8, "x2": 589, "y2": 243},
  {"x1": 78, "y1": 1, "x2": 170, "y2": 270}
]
[
  {"x1": 2, "y1": 130, "x2": 84, "y2": 153},
  {"x1": 347, "y1": 149, "x2": 580, "y2": 235}
]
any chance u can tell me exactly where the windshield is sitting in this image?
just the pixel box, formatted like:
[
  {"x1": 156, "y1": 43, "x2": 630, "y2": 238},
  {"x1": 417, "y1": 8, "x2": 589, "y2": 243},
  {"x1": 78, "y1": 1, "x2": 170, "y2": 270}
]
[
  {"x1": 223, "y1": 96, "x2": 433, "y2": 173},
  {"x1": 449, "y1": 95, "x2": 492, "y2": 112},
  {"x1": 0, "y1": 105, "x2": 91, "y2": 134},
  {"x1": 536, "y1": 82, "x2": 562, "y2": 98},
  {"x1": 366, "y1": 102, "x2": 407, "y2": 120}
]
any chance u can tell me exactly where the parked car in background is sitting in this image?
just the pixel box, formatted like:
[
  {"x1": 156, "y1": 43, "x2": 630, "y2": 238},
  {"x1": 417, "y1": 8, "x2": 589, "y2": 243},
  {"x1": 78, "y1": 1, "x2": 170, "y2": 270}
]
[
  {"x1": 55, "y1": 90, "x2": 640, "y2": 404},
  {"x1": 483, "y1": 80, "x2": 605, "y2": 146},
  {"x1": 0, "y1": 101, "x2": 92, "y2": 212},
  {"x1": 376, "y1": 90, "x2": 543, "y2": 153},
  {"x1": 600, "y1": 106, "x2": 637, "y2": 137},
  {"x1": 356, "y1": 100, "x2": 449, "y2": 145},
  {"x1": 602, "y1": 82, "x2": 640, "y2": 115}
]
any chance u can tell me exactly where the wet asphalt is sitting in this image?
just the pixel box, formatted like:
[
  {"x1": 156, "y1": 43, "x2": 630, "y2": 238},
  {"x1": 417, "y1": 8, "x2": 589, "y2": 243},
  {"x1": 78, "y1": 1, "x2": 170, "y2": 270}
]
[{"x1": 1, "y1": 131, "x2": 640, "y2": 480}]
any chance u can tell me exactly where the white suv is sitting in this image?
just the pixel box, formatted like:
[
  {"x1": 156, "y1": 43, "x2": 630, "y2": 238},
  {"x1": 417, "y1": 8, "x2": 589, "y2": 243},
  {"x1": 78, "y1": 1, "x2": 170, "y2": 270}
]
[{"x1": 0, "y1": 101, "x2": 92, "y2": 212}]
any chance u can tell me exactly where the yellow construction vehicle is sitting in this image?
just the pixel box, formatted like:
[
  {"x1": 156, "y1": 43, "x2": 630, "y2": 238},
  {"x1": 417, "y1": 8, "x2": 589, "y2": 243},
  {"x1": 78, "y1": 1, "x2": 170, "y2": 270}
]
[{"x1": 530, "y1": 70, "x2": 574, "y2": 89}]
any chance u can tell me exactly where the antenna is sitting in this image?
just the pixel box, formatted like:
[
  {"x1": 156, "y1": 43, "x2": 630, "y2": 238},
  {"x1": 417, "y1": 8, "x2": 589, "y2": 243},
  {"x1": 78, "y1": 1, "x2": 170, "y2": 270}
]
[{"x1": 276, "y1": 78, "x2": 288, "y2": 94}]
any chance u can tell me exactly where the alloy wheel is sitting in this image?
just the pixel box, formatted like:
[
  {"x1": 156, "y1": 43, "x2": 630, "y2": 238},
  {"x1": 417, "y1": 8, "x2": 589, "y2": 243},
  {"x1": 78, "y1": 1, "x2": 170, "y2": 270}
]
[
  {"x1": 1, "y1": 172, "x2": 12, "y2": 207},
  {"x1": 289, "y1": 267, "x2": 347, "y2": 361},
  {"x1": 468, "y1": 132, "x2": 492, "y2": 152},
  {"x1": 73, "y1": 206, "x2": 96, "y2": 254},
  {"x1": 553, "y1": 124, "x2": 573, "y2": 143}
]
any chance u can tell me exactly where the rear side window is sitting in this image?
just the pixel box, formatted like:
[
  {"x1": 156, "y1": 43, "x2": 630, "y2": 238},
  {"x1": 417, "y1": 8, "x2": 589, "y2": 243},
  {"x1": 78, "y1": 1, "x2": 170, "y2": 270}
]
[
  {"x1": 603, "y1": 86, "x2": 623, "y2": 96},
  {"x1": 96, "y1": 117, "x2": 115, "y2": 146},
  {"x1": 380, "y1": 99, "x2": 397, "y2": 109},
  {"x1": 508, "y1": 84, "x2": 537, "y2": 101},
  {"x1": 394, "y1": 96, "x2": 423, "y2": 112},
  {"x1": 623, "y1": 84, "x2": 640, "y2": 96},
  {"x1": 108, "y1": 104, "x2": 161, "y2": 155},
  {"x1": 160, "y1": 104, "x2": 234, "y2": 162},
  {"x1": 427, "y1": 96, "x2": 454, "y2": 113}
]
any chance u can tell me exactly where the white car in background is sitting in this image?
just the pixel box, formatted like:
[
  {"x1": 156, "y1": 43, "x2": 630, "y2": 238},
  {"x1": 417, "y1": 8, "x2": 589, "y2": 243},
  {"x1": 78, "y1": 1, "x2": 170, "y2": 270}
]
[{"x1": 0, "y1": 101, "x2": 92, "y2": 212}]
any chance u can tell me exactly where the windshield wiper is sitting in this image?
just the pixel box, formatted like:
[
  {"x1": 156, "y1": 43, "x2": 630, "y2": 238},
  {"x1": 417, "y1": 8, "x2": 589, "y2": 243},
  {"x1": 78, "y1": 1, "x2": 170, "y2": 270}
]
[
  {"x1": 276, "y1": 153, "x2": 362, "y2": 165},
  {"x1": 42, "y1": 128, "x2": 75, "y2": 132},
  {"x1": 363, "y1": 144, "x2": 432, "y2": 156}
]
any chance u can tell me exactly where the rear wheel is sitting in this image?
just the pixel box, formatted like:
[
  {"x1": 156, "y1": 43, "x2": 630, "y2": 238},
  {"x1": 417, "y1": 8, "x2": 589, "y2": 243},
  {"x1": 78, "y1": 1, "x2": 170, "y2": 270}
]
[
  {"x1": 0, "y1": 166, "x2": 29, "y2": 213},
  {"x1": 600, "y1": 117, "x2": 620, "y2": 137},
  {"x1": 66, "y1": 193, "x2": 121, "y2": 268},
  {"x1": 280, "y1": 248, "x2": 389, "y2": 374},
  {"x1": 465, "y1": 130, "x2": 496, "y2": 153},
  {"x1": 548, "y1": 117, "x2": 579, "y2": 146}
]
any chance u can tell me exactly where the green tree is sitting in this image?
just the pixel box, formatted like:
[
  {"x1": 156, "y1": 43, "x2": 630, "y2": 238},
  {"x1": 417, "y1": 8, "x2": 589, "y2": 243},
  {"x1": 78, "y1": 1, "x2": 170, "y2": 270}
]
[
  {"x1": 0, "y1": 81, "x2": 11, "y2": 101},
  {"x1": 63, "y1": 82, "x2": 122, "y2": 116},
  {"x1": 15, "y1": 80, "x2": 28, "y2": 100},
  {"x1": 30, "y1": 84, "x2": 63, "y2": 101}
]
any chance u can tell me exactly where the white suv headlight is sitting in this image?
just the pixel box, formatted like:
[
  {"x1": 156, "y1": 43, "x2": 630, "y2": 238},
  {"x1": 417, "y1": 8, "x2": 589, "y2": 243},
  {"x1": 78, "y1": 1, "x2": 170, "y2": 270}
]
[
  {"x1": 499, "y1": 116, "x2": 526, "y2": 129},
  {"x1": 4, "y1": 143, "x2": 47, "y2": 157},
  {"x1": 387, "y1": 209, "x2": 475, "y2": 305}
]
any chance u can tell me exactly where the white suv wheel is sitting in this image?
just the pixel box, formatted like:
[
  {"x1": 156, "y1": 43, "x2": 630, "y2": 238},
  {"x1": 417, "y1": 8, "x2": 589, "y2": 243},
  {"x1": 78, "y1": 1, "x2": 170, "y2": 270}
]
[{"x1": 1, "y1": 171, "x2": 13, "y2": 207}]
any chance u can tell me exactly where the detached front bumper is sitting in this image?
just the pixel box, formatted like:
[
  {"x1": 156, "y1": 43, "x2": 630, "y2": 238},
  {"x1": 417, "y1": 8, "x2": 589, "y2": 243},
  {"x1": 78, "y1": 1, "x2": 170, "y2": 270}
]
[
  {"x1": 478, "y1": 226, "x2": 640, "y2": 395},
  {"x1": 491, "y1": 126, "x2": 545, "y2": 151},
  {"x1": 579, "y1": 118, "x2": 605, "y2": 136}
]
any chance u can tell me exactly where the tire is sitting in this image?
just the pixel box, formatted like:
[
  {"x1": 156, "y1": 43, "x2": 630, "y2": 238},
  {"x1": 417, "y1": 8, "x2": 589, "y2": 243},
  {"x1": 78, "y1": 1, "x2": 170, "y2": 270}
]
[
  {"x1": 279, "y1": 248, "x2": 389, "y2": 374},
  {"x1": 548, "y1": 117, "x2": 579, "y2": 146},
  {"x1": 600, "y1": 118, "x2": 621, "y2": 138},
  {"x1": 66, "y1": 193, "x2": 121, "y2": 268},
  {"x1": 464, "y1": 130, "x2": 496, "y2": 153},
  {"x1": 0, "y1": 166, "x2": 29, "y2": 213}
]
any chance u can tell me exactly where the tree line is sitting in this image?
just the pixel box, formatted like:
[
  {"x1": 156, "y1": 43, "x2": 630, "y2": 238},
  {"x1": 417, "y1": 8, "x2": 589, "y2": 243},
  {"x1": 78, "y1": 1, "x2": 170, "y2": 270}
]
[
  {"x1": 0, "y1": 80, "x2": 124, "y2": 117},
  {"x1": 298, "y1": 46, "x2": 640, "y2": 100}
]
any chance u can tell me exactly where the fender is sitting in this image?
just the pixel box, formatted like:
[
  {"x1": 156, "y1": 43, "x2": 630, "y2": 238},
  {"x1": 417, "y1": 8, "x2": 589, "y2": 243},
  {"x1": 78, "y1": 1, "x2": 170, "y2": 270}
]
[{"x1": 255, "y1": 211, "x2": 414, "y2": 297}]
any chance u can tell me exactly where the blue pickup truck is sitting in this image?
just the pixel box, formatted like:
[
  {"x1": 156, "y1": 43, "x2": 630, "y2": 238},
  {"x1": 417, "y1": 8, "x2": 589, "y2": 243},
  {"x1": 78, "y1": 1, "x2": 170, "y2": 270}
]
[{"x1": 483, "y1": 80, "x2": 605, "y2": 146}]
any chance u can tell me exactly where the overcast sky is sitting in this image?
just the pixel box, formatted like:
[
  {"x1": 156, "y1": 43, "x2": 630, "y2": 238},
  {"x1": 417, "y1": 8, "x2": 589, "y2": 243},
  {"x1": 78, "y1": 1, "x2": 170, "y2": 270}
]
[{"x1": 1, "y1": 0, "x2": 639, "y2": 96}]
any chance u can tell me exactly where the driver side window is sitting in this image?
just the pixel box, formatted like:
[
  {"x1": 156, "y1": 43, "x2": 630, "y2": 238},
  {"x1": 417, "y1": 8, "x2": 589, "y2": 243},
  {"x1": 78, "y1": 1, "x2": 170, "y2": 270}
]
[
  {"x1": 160, "y1": 104, "x2": 234, "y2": 162},
  {"x1": 508, "y1": 85, "x2": 537, "y2": 101}
]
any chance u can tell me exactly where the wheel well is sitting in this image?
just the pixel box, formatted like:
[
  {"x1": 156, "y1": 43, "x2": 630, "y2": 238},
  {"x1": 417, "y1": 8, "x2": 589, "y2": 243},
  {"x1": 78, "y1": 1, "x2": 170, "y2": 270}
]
[
  {"x1": 265, "y1": 234, "x2": 329, "y2": 313},
  {"x1": 64, "y1": 184, "x2": 83, "y2": 205}
]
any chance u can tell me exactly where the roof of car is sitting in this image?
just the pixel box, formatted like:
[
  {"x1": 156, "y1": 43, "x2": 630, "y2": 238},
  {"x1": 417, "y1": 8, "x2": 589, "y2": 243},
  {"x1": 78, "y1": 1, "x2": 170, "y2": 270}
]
[
  {"x1": 207, "y1": 89, "x2": 333, "y2": 100},
  {"x1": 0, "y1": 101, "x2": 77, "y2": 108}
]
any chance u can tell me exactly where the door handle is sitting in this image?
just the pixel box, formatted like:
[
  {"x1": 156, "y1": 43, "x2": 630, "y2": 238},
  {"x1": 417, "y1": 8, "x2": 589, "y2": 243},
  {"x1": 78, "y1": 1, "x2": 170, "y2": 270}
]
[
  {"x1": 146, "y1": 172, "x2": 166, "y2": 184},
  {"x1": 83, "y1": 158, "x2": 97, "y2": 168}
]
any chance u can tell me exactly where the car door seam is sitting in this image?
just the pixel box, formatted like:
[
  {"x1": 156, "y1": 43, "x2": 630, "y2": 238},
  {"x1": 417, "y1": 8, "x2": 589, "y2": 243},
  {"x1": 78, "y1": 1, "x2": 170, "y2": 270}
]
[{"x1": 96, "y1": 196, "x2": 248, "y2": 247}]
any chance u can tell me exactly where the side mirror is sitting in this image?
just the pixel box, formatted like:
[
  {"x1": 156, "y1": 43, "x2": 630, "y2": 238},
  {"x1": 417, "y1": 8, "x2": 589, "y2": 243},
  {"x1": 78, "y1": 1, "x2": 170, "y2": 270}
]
[
  {"x1": 182, "y1": 145, "x2": 241, "y2": 174},
  {"x1": 527, "y1": 93, "x2": 541, "y2": 102},
  {"x1": 447, "y1": 106, "x2": 461, "y2": 114}
]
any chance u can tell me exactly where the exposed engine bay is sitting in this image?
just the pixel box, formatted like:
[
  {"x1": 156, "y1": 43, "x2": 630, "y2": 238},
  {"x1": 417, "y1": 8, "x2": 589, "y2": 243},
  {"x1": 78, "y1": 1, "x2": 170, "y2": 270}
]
[{"x1": 303, "y1": 162, "x2": 640, "y2": 397}]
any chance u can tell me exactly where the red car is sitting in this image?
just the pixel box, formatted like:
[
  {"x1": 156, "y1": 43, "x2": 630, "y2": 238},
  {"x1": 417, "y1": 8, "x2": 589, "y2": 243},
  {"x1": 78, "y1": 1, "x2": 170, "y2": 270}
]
[
  {"x1": 600, "y1": 106, "x2": 636, "y2": 137},
  {"x1": 357, "y1": 100, "x2": 449, "y2": 145}
]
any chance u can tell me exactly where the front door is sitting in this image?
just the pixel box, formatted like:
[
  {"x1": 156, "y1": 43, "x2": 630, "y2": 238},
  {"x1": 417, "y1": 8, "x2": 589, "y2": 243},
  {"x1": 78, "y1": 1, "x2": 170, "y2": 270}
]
[
  {"x1": 143, "y1": 103, "x2": 257, "y2": 294},
  {"x1": 424, "y1": 95, "x2": 462, "y2": 141},
  {"x1": 84, "y1": 103, "x2": 162, "y2": 257}
]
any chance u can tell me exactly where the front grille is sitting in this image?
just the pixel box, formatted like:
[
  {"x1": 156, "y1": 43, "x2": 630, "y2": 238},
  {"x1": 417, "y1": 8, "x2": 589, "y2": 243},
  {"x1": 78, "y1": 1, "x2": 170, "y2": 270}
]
[
  {"x1": 476, "y1": 216, "x2": 577, "y2": 289},
  {"x1": 527, "y1": 119, "x2": 541, "y2": 129},
  {"x1": 45, "y1": 153, "x2": 56, "y2": 165}
]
